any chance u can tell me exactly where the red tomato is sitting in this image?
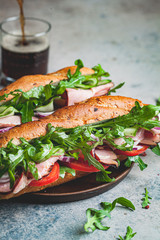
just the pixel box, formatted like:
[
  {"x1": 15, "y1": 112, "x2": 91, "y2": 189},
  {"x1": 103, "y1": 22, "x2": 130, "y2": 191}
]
[
  {"x1": 114, "y1": 145, "x2": 149, "y2": 156},
  {"x1": 29, "y1": 162, "x2": 60, "y2": 187},
  {"x1": 63, "y1": 158, "x2": 109, "y2": 172}
]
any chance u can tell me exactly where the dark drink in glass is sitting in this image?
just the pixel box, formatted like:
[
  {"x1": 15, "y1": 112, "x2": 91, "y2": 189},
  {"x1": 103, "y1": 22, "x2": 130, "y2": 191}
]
[{"x1": 0, "y1": 17, "x2": 51, "y2": 84}]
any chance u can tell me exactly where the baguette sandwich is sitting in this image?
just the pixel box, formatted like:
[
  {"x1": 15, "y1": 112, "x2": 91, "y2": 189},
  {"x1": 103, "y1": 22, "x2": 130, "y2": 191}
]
[
  {"x1": 0, "y1": 95, "x2": 160, "y2": 200},
  {"x1": 0, "y1": 59, "x2": 118, "y2": 131}
]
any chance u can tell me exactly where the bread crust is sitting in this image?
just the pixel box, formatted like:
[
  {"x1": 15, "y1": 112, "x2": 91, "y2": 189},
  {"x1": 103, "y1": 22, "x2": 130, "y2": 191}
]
[{"x1": 52, "y1": 95, "x2": 143, "y2": 120}]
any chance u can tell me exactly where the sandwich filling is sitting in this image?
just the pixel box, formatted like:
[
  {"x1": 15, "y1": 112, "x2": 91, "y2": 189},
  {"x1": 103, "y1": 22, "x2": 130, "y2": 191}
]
[
  {"x1": 0, "y1": 59, "x2": 121, "y2": 131},
  {"x1": 0, "y1": 102, "x2": 160, "y2": 195}
]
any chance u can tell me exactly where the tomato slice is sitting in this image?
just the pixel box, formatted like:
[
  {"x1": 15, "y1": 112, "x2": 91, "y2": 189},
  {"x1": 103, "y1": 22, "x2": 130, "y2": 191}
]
[
  {"x1": 62, "y1": 158, "x2": 109, "y2": 172},
  {"x1": 114, "y1": 145, "x2": 149, "y2": 156},
  {"x1": 29, "y1": 162, "x2": 60, "y2": 187}
]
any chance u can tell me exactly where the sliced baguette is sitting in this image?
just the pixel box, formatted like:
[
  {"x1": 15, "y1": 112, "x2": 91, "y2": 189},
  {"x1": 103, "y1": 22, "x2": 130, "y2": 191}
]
[
  {"x1": 0, "y1": 96, "x2": 143, "y2": 199},
  {"x1": 0, "y1": 66, "x2": 94, "y2": 101}
]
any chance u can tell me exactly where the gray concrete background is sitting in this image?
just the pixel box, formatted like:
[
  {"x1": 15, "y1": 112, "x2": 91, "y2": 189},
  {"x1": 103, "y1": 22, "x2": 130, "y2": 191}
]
[{"x1": 0, "y1": 0, "x2": 160, "y2": 239}]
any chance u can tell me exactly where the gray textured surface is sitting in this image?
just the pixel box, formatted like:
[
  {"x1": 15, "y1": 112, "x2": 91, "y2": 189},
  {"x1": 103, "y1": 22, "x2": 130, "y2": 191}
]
[{"x1": 0, "y1": 0, "x2": 160, "y2": 239}]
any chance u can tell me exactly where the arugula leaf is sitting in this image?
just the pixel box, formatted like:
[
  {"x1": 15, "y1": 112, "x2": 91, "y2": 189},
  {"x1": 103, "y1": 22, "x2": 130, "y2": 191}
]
[
  {"x1": 110, "y1": 197, "x2": 135, "y2": 211},
  {"x1": 92, "y1": 64, "x2": 110, "y2": 77},
  {"x1": 88, "y1": 102, "x2": 160, "y2": 130},
  {"x1": 84, "y1": 197, "x2": 135, "y2": 232},
  {"x1": 59, "y1": 166, "x2": 76, "y2": 178},
  {"x1": 125, "y1": 156, "x2": 147, "y2": 171},
  {"x1": 151, "y1": 143, "x2": 160, "y2": 156},
  {"x1": 75, "y1": 59, "x2": 84, "y2": 68},
  {"x1": 118, "y1": 226, "x2": 137, "y2": 240},
  {"x1": 28, "y1": 162, "x2": 38, "y2": 180},
  {"x1": 108, "y1": 82, "x2": 125, "y2": 95},
  {"x1": 84, "y1": 208, "x2": 110, "y2": 232},
  {"x1": 141, "y1": 188, "x2": 152, "y2": 208},
  {"x1": 96, "y1": 171, "x2": 115, "y2": 183},
  {"x1": 20, "y1": 101, "x2": 34, "y2": 123},
  {"x1": 156, "y1": 96, "x2": 160, "y2": 106},
  {"x1": 8, "y1": 169, "x2": 15, "y2": 189},
  {"x1": 82, "y1": 151, "x2": 105, "y2": 172}
]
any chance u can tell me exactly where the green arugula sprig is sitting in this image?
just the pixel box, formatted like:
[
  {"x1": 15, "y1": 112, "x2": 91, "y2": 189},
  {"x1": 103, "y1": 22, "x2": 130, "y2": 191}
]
[
  {"x1": 118, "y1": 226, "x2": 137, "y2": 240},
  {"x1": 151, "y1": 143, "x2": 160, "y2": 156},
  {"x1": 125, "y1": 155, "x2": 147, "y2": 171},
  {"x1": 141, "y1": 188, "x2": 152, "y2": 208},
  {"x1": 156, "y1": 96, "x2": 160, "y2": 106},
  {"x1": 108, "y1": 82, "x2": 125, "y2": 95},
  {"x1": 59, "y1": 166, "x2": 76, "y2": 178},
  {"x1": 96, "y1": 170, "x2": 115, "y2": 182},
  {"x1": 0, "y1": 59, "x2": 112, "y2": 123},
  {"x1": 88, "y1": 102, "x2": 160, "y2": 130},
  {"x1": 84, "y1": 197, "x2": 135, "y2": 232},
  {"x1": 55, "y1": 60, "x2": 111, "y2": 93}
]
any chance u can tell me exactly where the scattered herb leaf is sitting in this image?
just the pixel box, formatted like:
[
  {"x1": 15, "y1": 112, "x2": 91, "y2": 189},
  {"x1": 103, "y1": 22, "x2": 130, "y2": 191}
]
[
  {"x1": 84, "y1": 197, "x2": 135, "y2": 232},
  {"x1": 118, "y1": 226, "x2": 137, "y2": 240},
  {"x1": 141, "y1": 188, "x2": 152, "y2": 208}
]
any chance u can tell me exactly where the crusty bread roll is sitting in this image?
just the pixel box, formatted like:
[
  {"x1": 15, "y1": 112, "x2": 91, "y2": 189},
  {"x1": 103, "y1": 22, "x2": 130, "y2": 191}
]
[
  {"x1": 0, "y1": 66, "x2": 94, "y2": 101},
  {"x1": 0, "y1": 96, "x2": 143, "y2": 200},
  {"x1": 0, "y1": 96, "x2": 143, "y2": 148}
]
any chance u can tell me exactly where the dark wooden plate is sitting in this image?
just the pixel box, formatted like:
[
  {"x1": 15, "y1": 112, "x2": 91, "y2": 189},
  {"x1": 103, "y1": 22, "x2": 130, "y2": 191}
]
[{"x1": 15, "y1": 162, "x2": 133, "y2": 204}]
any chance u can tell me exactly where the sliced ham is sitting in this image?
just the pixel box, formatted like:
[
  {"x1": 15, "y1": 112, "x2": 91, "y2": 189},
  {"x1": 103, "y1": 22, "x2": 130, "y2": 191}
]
[
  {"x1": 131, "y1": 129, "x2": 145, "y2": 143},
  {"x1": 113, "y1": 127, "x2": 160, "y2": 149},
  {"x1": 108, "y1": 127, "x2": 160, "y2": 151},
  {"x1": 0, "y1": 115, "x2": 22, "y2": 127},
  {"x1": 140, "y1": 130, "x2": 160, "y2": 145},
  {"x1": 95, "y1": 149, "x2": 118, "y2": 167},
  {"x1": 36, "y1": 156, "x2": 60, "y2": 179},
  {"x1": 13, "y1": 173, "x2": 31, "y2": 194},
  {"x1": 92, "y1": 82, "x2": 114, "y2": 97},
  {"x1": 0, "y1": 181, "x2": 11, "y2": 193},
  {"x1": 0, "y1": 115, "x2": 38, "y2": 128},
  {"x1": 66, "y1": 82, "x2": 114, "y2": 106},
  {"x1": 114, "y1": 138, "x2": 126, "y2": 146},
  {"x1": 151, "y1": 127, "x2": 160, "y2": 135}
]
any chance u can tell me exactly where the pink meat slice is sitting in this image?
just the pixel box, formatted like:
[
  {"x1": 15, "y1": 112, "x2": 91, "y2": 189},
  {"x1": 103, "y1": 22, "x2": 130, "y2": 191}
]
[
  {"x1": 0, "y1": 181, "x2": 11, "y2": 193},
  {"x1": 114, "y1": 126, "x2": 160, "y2": 148},
  {"x1": 95, "y1": 149, "x2": 118, "y2": 167},
  {"x1": 66, "y1": 82, "x2": 114, "y2": 106},
  {"x1": 36, "y1": 156, "x2": 60, "y2": 179},
  {"x1": 140, "y1": 129, "x2": 160, "y2": 145},
  {"x1": 0, "y1": 115, "x2": 38, "y2": 128}
]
